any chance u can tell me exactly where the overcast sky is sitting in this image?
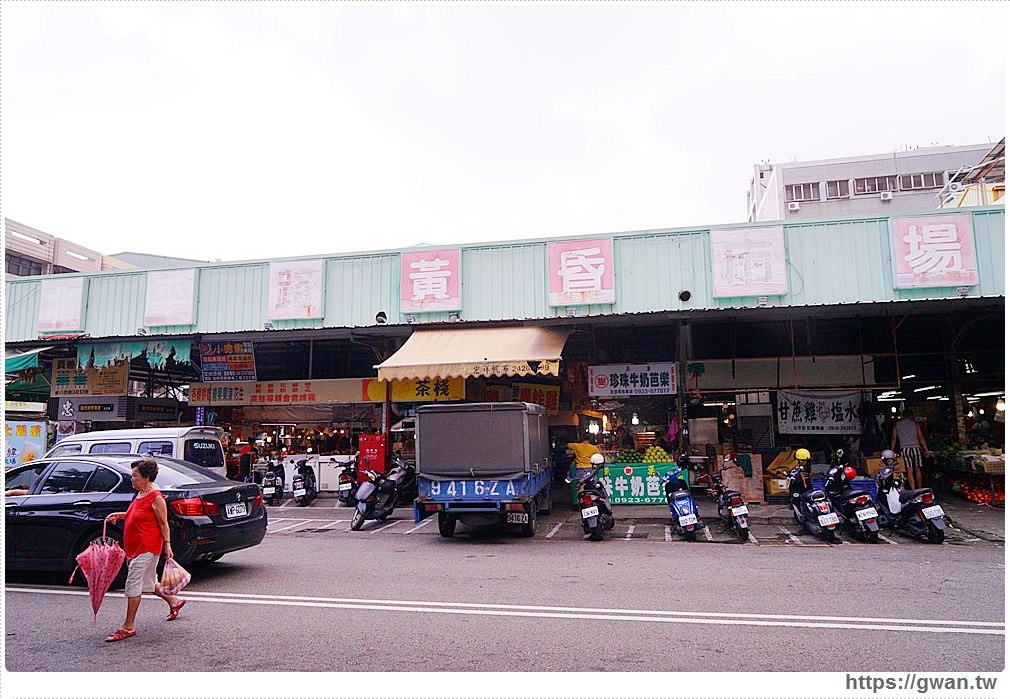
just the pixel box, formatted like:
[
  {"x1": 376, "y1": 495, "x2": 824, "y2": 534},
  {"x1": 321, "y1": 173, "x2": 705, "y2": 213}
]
[{"x1": 2, "y1": 2, "x2": 1004, "y2": 263}]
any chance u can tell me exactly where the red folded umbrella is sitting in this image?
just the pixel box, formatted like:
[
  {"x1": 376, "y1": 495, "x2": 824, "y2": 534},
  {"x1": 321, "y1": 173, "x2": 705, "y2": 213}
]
[{"x1": 69, "y1": 522, "x2": 126, "y2": 623}]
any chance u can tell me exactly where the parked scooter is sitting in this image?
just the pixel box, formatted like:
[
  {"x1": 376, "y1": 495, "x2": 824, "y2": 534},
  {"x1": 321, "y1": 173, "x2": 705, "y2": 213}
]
[
  {"x1": 664, "y1": 459, "x2": 702, "y2": 541},
  {"x1": 350, "y1": 455, "x2": 413, "y2": 531},
  {"x1": 566, "y1": 453, "x2": 615, "y2": 541},
  {"x1": 337, "y1": 452, "x2": 360, "y2": 506},
  {"x1": 291, "y1": 457, "x2": 318, "y2": 507},
  {"x1": 787, "y1": 448, "x2": 842, "y2": 543},
  {"x1": 823, "y1": 449, "x2": 880, "y2": 543},
  {"x1": 874, "y1": 449, "x2": 946, "y2": 544},
  {"x1": 699, "y1": 454, "x2": 750, "y2": 542},
  {"x1": 260, "y1": 458, "x2": 285, "y2": 506}
]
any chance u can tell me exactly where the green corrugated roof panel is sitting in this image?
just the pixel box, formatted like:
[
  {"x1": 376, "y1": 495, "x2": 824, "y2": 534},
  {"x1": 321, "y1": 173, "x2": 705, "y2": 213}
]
[{"x1": 83, "y1": 273, "x2": 146, "y2": 337}]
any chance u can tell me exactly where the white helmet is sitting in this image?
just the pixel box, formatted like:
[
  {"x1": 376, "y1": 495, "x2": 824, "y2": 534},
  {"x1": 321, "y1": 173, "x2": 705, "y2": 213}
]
[
  {"x1": 590, "y1": 453, "x2": 605, "y2": 466},
  {"x1": 881, "y1": 449, "x2": 897, "y2": 461}
]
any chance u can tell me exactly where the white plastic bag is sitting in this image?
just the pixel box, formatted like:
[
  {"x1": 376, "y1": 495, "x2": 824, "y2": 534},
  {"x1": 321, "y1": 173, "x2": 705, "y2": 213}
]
[{"x1": 159, "y1": 558, "x2": 191, "y2": 596}]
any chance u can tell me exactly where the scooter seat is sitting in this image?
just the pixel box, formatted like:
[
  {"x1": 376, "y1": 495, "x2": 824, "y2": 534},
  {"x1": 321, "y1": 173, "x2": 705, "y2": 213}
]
[{"x1": 899, "y1": 488, "x2": 932, "y2": 503}]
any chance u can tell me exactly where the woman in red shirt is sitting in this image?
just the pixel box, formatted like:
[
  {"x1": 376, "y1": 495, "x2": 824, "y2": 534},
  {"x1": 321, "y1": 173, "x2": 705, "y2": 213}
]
[{"x1": 103, "y1": 458, "x2": 186, "y2": 642}]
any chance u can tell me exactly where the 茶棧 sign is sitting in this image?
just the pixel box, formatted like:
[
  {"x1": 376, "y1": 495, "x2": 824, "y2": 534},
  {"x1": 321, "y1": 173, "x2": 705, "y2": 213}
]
[
  {"x1": 361, "y1": 377, "x2": 465, "y2": 402},
  {"x1": 548, "y1": 238, "x2": 616, "y2": 306},
  {"x1": 588, "y1": 363, "x2": 677, "y2": 397},
  {"x1": 710, "y1": 226, "x2": 789, "y2": 297},
  {"x1": 400, "y1": 248, "x2": 461, "y2": 313},
  {"x1": 890, "y1": 214, "x2": 978, "y2": 289},
  {"x1": 200, "y1": 341, "x2": 257, "y2": 382},
  {"x1": 775, "y1": 390, "x2": 860, "y2": 434}
]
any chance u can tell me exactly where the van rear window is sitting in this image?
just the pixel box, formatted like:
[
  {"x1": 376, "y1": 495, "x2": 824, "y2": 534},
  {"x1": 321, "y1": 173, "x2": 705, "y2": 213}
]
[{"x1": 184, "y1": 440, "x2": 224, "y2": 469}]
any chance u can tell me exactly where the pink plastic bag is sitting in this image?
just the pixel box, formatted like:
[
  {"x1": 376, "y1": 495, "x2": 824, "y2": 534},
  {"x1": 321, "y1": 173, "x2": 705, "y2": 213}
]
[{"x1": 159, "y1": 558, "x2": 191, "y2": 596}]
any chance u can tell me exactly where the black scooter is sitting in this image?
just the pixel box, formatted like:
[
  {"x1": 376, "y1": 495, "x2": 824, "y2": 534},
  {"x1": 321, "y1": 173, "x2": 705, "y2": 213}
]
[
  {"x1": 567, "y1": 462, "x2": 615, "y2": 541},
  {"x1": 823, "y1": 449, "x2": 880, "y2": 543},
  {"x1": 787, "y1": 463, "x2": 842, "y2": 543},
  {"x1": 701, "y1": 455, "x2": 751, "y2": 542},
  {"x1": 874, "y1": 461, "x2": 946, "y2": 544},
  {"x1": 291, "y1": 458, "x2": 317, "y2": 507},
  {"x1": 337, "y1": 452, "x2": 360, "y2": 506},
  {"x1": 260, "y1": 459, "x2": 285, "y2": 506},
  {"x1": 350, "y1": 456, "x2": 413, "y2": 531}
]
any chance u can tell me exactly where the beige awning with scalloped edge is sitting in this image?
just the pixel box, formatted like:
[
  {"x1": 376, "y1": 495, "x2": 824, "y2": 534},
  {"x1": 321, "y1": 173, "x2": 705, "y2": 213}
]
[{"x1": 376, "y1": 326, "x2": 570, "y2": 381}]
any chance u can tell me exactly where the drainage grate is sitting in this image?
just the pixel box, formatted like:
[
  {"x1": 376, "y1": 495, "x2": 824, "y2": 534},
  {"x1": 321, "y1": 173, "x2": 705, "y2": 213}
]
[{"x1": 625, "y1": 533, "x2": 649, "y2": 539}]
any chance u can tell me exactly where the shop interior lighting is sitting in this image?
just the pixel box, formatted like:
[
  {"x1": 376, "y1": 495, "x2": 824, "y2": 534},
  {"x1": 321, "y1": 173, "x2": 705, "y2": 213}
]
[
  {"x1": 926, "y1": 396, "x2": 950, "y2": 401},
  {"x1": 891, "y1": 406, "x2": 898, "y2": 413},
  {"x1": 912, "y1": 385, "x2": 940, "y2": 393},
  {"x1": 901, "y1": 374, "x2": 917, "y2": 380},
  {"x1": 877, "y1": 397, "x2": 905, "y2": 401},
  {"x1": 997, "y1": 398, "x2": 1005, "y2": 412},
  {"x1": 703, "y1": 402, "x2": 736, "y2": 407},
  {"x1": 973, "y1": 391, "x2": 1006, "y2": 397},
  {"x1": 967, "y1": 409, "x2": 975, "y2": 418},
  {"x1": 631, "y1": 413, "x2": 640, "y2": 426},
  {"x1": 587, "y1": 422, "x2": 600, "y2": 434}
]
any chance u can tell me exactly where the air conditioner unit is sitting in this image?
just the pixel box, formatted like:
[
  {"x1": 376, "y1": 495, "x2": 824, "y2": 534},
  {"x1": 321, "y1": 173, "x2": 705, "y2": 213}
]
[
  {"x1": 880, "y1": 191, "x2": 894, "y2": 201},
  {"x1": 948, "y1": 182, "x2": 965, "y2": 193},
  {"x1": 787, "y1": 201, "x2": 801, "y2": 212}
]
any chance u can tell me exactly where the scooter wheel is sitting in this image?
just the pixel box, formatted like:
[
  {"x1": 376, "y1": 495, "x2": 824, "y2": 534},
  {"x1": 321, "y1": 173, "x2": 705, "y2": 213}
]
[
  {"x1": 864, "y1": 530, "x2": 879, "y2": 544},
  {"x1": 823, "y1": 528, "x2": 838, "y2": 544},
  {"x1": 738, "y1": 527, "x2": 750, "y2": 542},
  {"x1": 350, "y1": 511, "x2": 365, "y2": 531},
  {"x1": 588, "y1": 525, "x2": 604, "y2": 541},
  {"x1": 926, "y1": 525, "x2": 945, "y2": 545},
  {"x1": 683, "y1": 529, "x2": 696, "y2": 542}
]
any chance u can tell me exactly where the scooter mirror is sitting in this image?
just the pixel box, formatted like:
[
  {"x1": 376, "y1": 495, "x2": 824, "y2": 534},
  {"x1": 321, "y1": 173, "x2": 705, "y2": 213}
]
[
  {"x1": 836, "y1": 449, "x2": 845, "y2": 458},
  {"x1": 564, "y1": 476, "x2": 573, "y2": 485}
]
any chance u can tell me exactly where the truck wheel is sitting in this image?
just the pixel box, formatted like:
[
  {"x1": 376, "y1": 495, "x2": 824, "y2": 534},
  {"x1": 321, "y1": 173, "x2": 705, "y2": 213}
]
[
  {"x1": 521, "y1": 506, "x2": 537, "y2": 538},
  {"x1": 438, "y1": 513, "x2": 456, "y2": 538}
]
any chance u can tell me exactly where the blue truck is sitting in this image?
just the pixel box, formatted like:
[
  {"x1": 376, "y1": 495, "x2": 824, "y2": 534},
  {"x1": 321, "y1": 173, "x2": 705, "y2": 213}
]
[{"x1": 412, "y1": 402, "x2": 553, "y2": 538}]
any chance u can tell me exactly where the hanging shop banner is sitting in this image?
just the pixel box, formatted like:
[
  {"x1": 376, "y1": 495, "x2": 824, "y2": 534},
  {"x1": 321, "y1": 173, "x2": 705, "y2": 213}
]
[
  {"x1": 37, "y1": 277, "x2": 85, "y2": 333},
  {"x1": 200, "y1": 341, "x2": 257, "y2": 382},
  {"x1": 588, "y1": 363, "x2": 677, "y2": 397},
  {"x1": 51, "y1": 358, "x2": 129, "y2": 397},
  {"x1": 189, "y1": 378, "x2": 364, "y2": 407},
  {"x1": 78, "y1": 341, "x2": 192, "y2": 370},
  {"x1": 361, "y1": 377, "x2": 465, "y2": 403},
  {"x1": 710, "y1": 226, "x2": 788, "y2": 298},
  {"x1": 597, "y1": 463, "x2": 679, "y2": 505},
  {"x1": 513, "y1": 383, "x2": 561, "y2": 414},
  {"x1": 55, "y1": 396, "x2": 127, "y2": 422},
  {"x1": 889, "y1": 214, "x2": 978, "y2": 289},
  {"x1": 144, "y1": 269, "x2": 196, "y2": 326},
  {"x1": 775, "y1": 390, "x2": 861, "y2": 434},
  {"x1": 130, "y1": 398, "x2": 181, "y2": 422},
  {"x1": 548, "y1": 237, "x2": 616, "y2": 306},
  {"x1": 4, "y1": 419, "x2": 48, "y2": 467},
  {"x1": 267, "y1": 259, "x2": 324, "y2": 319},
  {"x1": 400, "y1": 248, "x2": 462, "y2": 313}
]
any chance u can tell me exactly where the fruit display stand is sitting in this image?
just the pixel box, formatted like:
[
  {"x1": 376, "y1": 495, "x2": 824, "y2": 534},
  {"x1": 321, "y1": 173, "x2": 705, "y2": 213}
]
[
  {"x1": 943, "y1": 450, "x2": 1005, "y2": 507},
  {"x1": 570, "y1": 447, "x2": 680, "y2": 505}
]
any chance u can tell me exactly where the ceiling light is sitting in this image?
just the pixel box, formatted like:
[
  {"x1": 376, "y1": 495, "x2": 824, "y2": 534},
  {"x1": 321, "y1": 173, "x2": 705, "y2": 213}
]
[
  {"x1": 973, "y1": 391, "x2": 1005, "y2": 397},
  {"x1": 997, "y1": 398, "x2": 1005, "y2": 412},
  {"x1": 901, "y1": 374, "x2": 916, "y2": 380},
  {"x1": 912, "y1": 385, "x2": 940, "y2": 393}
]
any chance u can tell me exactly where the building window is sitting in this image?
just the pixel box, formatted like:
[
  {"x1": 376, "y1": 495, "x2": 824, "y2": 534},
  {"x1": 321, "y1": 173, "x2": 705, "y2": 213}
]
[
  {"x1": 826, "y1": 179, "x2": 850, "y2": 199},
  {"x1": 899, "y1": 172, "x2": 945, "y2": 191},
  {"x1": 52, "y1": 265, "x2": 76, "y2": 274},
  {"x1": 853, "y1": 176, "x2": 897, "y2": 195},
  {"x1": 5, "y1": 253, "x2": 44, "y2": 276},
  {"x1": 785, "y1": 182, "x2": 820, "y2": 202}
]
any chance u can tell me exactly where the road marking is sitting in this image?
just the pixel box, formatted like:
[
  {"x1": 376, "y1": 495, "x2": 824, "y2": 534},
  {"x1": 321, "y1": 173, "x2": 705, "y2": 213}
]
[
  {"x1": 546, "y1": 523, "x2": 563, "y2": 539},
  {"x1": 878, "y1": 533, "x2": 899, "y2": 545},
  {"x1": 373, "y1": 520, "x2": 402, "y2": 533},
  {"x1": 748, "y1": 533, "x2": 759, "y2": 545},
  {"x1": 278, "y1": 499, "x2": 294, "y2": 508},
  {"x1": 702, "y1": 526, "x2": 713, "y2": 542},
  {"x1": 315, "y1": 519, "x2": 346, "y2": 530},
  {"x1": 269, "y1": 520, "x2": 313, "y2": 533},
  {"x1": 624, "y1": 525, "x2": 636, "y2": 540},
  {"x1": 10, "y1": 588, "x2": 1003, "y2": 636},
  {"x1": 403, "y1": 519, "x2": 433, "y2": 534},
  {"x1": 779, "y1": 526, "x2": 805, "y2": 546},
  {"x1": 664, "y1": 526, "x2": 672, "y2": 542}
]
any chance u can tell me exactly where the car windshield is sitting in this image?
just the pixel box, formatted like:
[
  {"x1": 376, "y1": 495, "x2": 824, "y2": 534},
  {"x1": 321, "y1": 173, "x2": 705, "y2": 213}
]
[{"x1": 149, "y1": 457, "x2": 225, "y2": 488}]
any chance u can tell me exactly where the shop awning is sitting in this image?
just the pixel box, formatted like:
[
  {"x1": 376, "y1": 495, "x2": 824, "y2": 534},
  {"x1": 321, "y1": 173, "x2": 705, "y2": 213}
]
[
  {"x1": 376, "y1": 326, "x2": 570, "y2": 381},
  {"x1": 4, "y1": 346, "x2": 53, "y2": 374}
]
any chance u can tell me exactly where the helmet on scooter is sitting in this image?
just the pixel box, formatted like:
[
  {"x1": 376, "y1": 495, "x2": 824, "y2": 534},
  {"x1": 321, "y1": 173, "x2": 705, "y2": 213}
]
[
  {"x1": 590, "y1": 453, "x2": 605, "y2": 466},
  {"x1": 881, "y1": 449, "x2": 897, "y2": 463},
  {"x1": 843, "y1": 466, "x2": 857, "y2": 481},
  {"x1": 795, "y1": 448, "x2": 811, "y2": 462}
]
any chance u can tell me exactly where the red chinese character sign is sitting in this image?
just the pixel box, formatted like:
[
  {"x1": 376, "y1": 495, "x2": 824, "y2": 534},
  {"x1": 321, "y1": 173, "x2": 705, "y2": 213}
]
[
  {"x1": 890, "y1": 214, "x2": 977, "y2": 289},
  {"x1": 548, "y1": 238, "x2": 616, "y2": 306},
  {"x1": 267, "y1": 260, "x2": 323, "y2": 319},
  {"x1": 400, "y1": 248, "x2": 461, "y2": 313},
  {"x1": 710, "y1": 226, "x2": 788, "y2": 298}
]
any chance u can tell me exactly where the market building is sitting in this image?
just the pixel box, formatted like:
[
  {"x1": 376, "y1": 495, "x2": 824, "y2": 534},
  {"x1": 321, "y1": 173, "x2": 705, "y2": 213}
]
[{"x1": 4, "y1": 204, "x2": 1005, "y2": 504}]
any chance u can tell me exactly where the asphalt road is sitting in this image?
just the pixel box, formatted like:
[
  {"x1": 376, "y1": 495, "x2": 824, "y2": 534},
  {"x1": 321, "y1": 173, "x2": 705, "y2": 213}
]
[{"x1": 5, "y1": 501, "x2": 1005, "y2": 674}]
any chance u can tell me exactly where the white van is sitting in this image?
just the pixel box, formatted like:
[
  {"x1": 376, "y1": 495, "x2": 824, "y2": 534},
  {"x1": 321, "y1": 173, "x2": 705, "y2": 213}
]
[{"x1": 45, "y1": 427, "x2": 227, "y2": 476}]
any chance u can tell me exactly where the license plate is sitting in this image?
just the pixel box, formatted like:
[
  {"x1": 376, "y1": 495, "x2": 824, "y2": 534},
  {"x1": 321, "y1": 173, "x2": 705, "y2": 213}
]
[
  {"x1": 818, "y1": 512, "x2": 840, "y2": 526},
  {"x1": 338, "y1": 483, "x2": 352, "y2": 492},
  {"x1": 731, "y1": 506, "x2": 748, "y2": 516},
  {"x1": 679, "y1": 514, "x2": 697, "y2": 526},
  {"x1": 856, "y1": 507, "x2": 878, "y2": 521},
  {"x1": 224, "y1": 502, "x2": 248, "y2": 519},
  {"x1": 506, "y1": 512, "x2": 528, "y2": 524},
  {"x1": 922, "y1": 505, "x2": 944, "y2": 519},
  {"x1": 293, "y1": 488, "x2": 306, "y2": 497},
  {"x1": 262, "y1": 487, "x2": 275, "y2": 496},
  {"x1": 581, "y1": 506, "x2": 599, "y2": 519}
]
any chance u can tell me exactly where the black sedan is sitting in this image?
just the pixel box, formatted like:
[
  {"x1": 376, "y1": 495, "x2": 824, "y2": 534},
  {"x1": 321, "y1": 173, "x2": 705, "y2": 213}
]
[{"x1": 4, "y1": 454, "x2": 267, "y2": 578}]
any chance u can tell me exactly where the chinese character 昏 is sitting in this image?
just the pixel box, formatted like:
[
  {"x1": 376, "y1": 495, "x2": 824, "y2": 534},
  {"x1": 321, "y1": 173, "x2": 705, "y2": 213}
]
[{"x1": 558, "y1": 247, "x2": 605, "y2": 296}]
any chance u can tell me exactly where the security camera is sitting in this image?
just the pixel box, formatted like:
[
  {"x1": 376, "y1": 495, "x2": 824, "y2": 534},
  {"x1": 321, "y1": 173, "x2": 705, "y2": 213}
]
[{"x1": 375, "y1": 311, "x2": 387, "y2": 325}]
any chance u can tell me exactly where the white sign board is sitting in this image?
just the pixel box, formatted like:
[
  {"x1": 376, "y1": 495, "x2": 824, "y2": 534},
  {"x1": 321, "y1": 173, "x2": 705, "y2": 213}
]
[
  {"x1": 37, "y1": 277, "x2": 85, "y2": 333},
  {"x1": 775, "y1": 390, "x2": 861, "y2": 434},
  {"x1": 144, "y1": 269, "x2": 196, "y2": 326},
  {"x1": 588, "y1": 363, "x2": 677, "y2": 397},
  {"x1": 710, "y1": 226, "x2": 788, "y2": 297},
  {"x1": 267, "y1": 260, "x2": 324, "y2": 320}
]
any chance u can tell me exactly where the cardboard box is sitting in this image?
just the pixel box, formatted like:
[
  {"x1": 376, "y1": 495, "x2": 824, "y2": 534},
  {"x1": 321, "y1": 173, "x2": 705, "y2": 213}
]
[
  {"x1": 765, "y1": 477, "x2": 789, "y2": 496},
  {"x1": 863, "y1": 456, "x2": 905, "y2": 476}
]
